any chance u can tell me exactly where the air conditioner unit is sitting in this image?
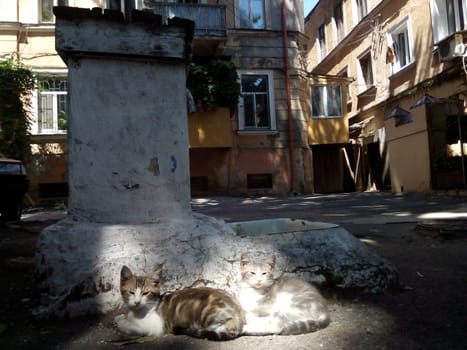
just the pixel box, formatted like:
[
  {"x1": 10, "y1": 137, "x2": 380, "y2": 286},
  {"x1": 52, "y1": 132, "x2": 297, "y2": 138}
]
[{"x1": 438, "y1": 33, "x2": 466, "y2": 61}]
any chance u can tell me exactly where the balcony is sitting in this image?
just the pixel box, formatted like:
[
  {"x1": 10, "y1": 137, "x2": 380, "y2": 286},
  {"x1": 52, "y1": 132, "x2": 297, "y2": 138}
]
[
  {"x1": 150, "y1": 2, "x2": 226, "y2": 56},
  {"x1": 151, "y1": 3, "x2": 225, "y2": 37}
]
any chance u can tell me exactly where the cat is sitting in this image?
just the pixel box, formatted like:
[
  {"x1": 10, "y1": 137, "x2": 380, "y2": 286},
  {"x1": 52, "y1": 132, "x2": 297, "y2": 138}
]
[
  {"x1": 115, "y1": 265, "x2": 246, "y2": 340},
  {"x1": 238, "y1": 253, "x2": 331, "y2": 335},
  {"x1": 114, "y1": 265, "x2": 165, "y2": 337}
]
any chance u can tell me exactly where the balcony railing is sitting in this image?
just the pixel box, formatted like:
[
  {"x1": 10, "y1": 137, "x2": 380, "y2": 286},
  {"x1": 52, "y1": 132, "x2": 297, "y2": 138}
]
[{"x1": 151, "y1": 3, "x2": 226, "y2": 37}]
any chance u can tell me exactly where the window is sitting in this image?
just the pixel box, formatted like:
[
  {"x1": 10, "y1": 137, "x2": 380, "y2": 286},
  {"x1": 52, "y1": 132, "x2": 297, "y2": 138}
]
[
  {"x1": 311, "y1": 85, "x2": 343, "y2": 118},
  {"x1": 238, "y1": 0, "x2": 265, "y2": 29},
  {"x1": 318, "y1": 24, "x2": 326, "y2": 60},
  {"x1": 430, "y1": 0, "x2": 467, "y2": 43},
  {"x1": 356, "y1": 0, "x2": 368, "y2": 22},
  {"x1": 388, "y1": 19, "x2": 413, "y2": 74},
  {"x1": 238, "y1": 71, "x2": 276, "y2": 131},
  {"x1": 333, "y1": 1, "x2": 345, "y2": 43},
  {"x1": 104, "y1": 0, "x2": 123, "y2": 11},
  {"x1": 37, "y1": 76, "x2": 67, "y2": 134},
  {"x1": 338, "y1": 67, "x2": 351, "y2": 102},
  {"x1": 40, "y1": 0, "x2": 69, "y2": 23},
  {"x1": 105, "y1": 0, "x2": 162, "y2": 11},
  {"x1": 177, "y1": 0, "x2": 206, "y2": 3},
  {"x1": 358, "y1": 51, "x2": 374, "y2": 91}
]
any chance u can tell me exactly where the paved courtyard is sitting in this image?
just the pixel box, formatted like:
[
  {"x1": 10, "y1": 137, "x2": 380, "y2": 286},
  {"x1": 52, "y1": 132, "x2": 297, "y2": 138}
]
[{"x1": 1, "y1": 192, "x2": 466, "y2": 350}]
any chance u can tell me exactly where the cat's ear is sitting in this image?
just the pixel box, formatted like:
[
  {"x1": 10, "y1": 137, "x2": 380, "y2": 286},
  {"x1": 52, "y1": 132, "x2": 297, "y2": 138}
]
[
  {"x1": 150, "y1": 264, "x2": 163, "y2": 285},
  {"x1": 121, "y1": 265, "x2": 133, "y2": 281},
  {"x1": 266, "y1": 254, "x2": 276, "y2": 268},
  {"x1": 240, "y1": 253, "x2": 250, "y2": 267}
]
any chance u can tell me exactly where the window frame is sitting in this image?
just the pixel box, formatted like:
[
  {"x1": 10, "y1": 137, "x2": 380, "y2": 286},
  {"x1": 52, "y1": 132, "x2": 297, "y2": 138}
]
[
  {"x1": 39, "y1": 0, "x2": 70, "y2": 23},
  {"x1": 357, "y1": 50, "x2": 374, "y2": 93},
  {"x1": 237, "y1": 70, "x2": 276, "y2": 132},
  {"x1": 430, "y1": 0, "x2": 467, "y2": 43},
  {"x1": 333, "y1": 1, "x2": 345, "y2": 44},
  {"x1": 388, "y1": 17, "x2": 414, "y2": 75},
  {"x1": 338, "y1": 67, "x2": 352, "y2": 102},
  {"x1": 35, "y1": 75, "x2": 68, "y2": 135},
  {"x1": 318, "y1": 23, "x2": 326, "y2": 60},
  {"x1": 354, "y1": 0, "x2": 368, "y2": 24},
  {"x1": 310, "y1": 84, "x2": 344, "y2": 119},
  {"x1": 237, "y1": 0, "x2": 266, "y2": 30}
]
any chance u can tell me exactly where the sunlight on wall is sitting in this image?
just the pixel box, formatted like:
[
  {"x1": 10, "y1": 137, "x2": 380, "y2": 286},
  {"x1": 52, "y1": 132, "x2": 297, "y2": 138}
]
[
  {"x1": 196, "y1": 127, "x2": 205, "y2": 143},
  {"x1": 419, "y1": 212, "x2": 467, "y2": 220},
  {"x1": 30, "y1": 143, "x2": 65, "y2": 154},
  {"x1": 447, "y1": 141, "x2": 467, "y2": 157}
]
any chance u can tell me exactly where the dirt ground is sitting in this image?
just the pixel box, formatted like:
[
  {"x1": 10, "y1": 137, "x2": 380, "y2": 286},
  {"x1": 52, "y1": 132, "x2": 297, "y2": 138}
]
[{"x1": 1, "y1": 193, "x2": 467, "y2": 350}]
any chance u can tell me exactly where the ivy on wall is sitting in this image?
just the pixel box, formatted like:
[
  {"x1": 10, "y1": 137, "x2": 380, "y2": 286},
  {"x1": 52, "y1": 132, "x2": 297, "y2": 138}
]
[
  {"x1": 0, "y1": 60, "x2": 35, "y2": 160},
  {"x1": 187, "y1": 59, "x2": 241, "y2": 111}
]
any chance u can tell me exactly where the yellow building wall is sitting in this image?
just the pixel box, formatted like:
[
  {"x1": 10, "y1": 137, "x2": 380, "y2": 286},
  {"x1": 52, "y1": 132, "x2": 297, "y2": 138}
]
[
  {"x1": 385, "y1": 106, "x2": 431, "y2": 192},
  {"x1": 308, "y1": 117, "x2": 349, "y2": 145},
  {"x1": 189, "y1": 107, "x2": 233, "y2": 148},
  {"x1": 20, "y1": 32, "x2": 64, "y2": 68},
  {"x1": 305, "y1": 0, "x2": 444, "y2": 121}
]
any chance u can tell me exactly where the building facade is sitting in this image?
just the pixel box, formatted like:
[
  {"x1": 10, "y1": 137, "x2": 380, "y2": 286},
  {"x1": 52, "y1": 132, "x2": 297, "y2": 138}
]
[
  {"x1": 1, "y1": 0, "x2": 355, "y2": 202},
  {"x1": 305, "y1": 0, "x2": 467, "y2": 193}
]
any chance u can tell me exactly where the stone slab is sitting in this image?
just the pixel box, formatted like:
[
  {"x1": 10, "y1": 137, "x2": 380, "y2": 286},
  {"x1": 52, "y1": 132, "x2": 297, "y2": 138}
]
[{"x1": 34, "y1": 214, "x2": 398, "y2": 318}]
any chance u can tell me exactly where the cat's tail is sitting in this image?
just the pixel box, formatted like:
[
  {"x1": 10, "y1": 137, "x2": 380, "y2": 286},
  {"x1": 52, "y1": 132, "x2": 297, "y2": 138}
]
[{"x1": 279, "y1": 313, "x2": 331, "y2": 335}]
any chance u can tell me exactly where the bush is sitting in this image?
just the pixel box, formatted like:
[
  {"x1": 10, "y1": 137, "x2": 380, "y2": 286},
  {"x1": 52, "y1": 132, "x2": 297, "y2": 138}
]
[
  {"x1": 0, "y1": 60, "x2": 35, "y2": 160},
  {"x1": 187, "y1": 60, "x2": 241, "y2": 110}
]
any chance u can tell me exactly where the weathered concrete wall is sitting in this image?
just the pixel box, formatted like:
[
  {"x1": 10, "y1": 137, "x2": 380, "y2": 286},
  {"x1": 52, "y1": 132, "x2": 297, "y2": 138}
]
[
  {"x1": 53, "y1": 8, "x2": 193, "y2": 223},
  {"x1": 67, "y1": 58, "x2": 190, "y2": 223}
]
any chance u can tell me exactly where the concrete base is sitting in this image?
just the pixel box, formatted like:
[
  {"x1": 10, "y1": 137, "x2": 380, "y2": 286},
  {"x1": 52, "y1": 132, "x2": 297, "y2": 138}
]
[{"x1": 34, "y1": 214, "x2": 398, "y2": 318}]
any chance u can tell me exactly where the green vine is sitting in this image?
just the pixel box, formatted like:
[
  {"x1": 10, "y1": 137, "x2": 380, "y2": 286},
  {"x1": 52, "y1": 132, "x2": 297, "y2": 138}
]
[
  {"x1": 0, "y1": 59, "x2": 35, "y2": 160},
  {"x1": 187, "y1": 59, "x2": 241, "y2": 110}
]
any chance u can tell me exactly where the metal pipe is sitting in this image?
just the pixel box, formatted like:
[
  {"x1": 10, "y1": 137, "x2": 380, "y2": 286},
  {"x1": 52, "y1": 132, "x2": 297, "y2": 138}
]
[
  {"x1": 16, "y1": 0, "x2": 20, "y2": 60},
  {"x1": 457, "y1": 97, "x2": 466, "y2": 188},
  {"x1": 124, "y1": 0, "x2": 134, "y2": 22},
  {"x1": 281, "y1": 0, "x2": 297, "y2": 194}
]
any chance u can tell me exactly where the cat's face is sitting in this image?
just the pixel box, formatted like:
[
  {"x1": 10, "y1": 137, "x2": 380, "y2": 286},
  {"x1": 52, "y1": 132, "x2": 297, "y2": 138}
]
[
  {"x1": 120, "y1": 265, "x2": 162, "y2": 310},
  {"x1": 240, "y1": 253, "x2": 275, "y2": 290}
]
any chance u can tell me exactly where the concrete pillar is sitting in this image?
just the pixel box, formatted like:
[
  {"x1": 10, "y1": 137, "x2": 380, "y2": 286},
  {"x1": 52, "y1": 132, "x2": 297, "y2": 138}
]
[{"x1": 54, "y1": 7, "x2": 194, "y2": 223}]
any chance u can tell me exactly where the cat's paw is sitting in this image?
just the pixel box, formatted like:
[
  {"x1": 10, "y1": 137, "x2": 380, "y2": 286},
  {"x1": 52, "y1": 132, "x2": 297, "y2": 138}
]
[
  {"x1": 114, "y1": 314, "x2": 125, "y2": 323},
  {"x1": 243, "y1": 314, "x2": 282, "y2": 335},
  {"x1": 114, "y1": 315, "x2": 136, "y2": 334}
]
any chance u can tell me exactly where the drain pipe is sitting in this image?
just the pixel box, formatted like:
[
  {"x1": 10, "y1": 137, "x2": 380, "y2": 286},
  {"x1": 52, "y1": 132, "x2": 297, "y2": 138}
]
[
  {"x1": 16, "y1": 0, "x2": 20, "y2": 60},
  {"x1": 281, "y1": 0, "x2": 297, "y2": 194}
]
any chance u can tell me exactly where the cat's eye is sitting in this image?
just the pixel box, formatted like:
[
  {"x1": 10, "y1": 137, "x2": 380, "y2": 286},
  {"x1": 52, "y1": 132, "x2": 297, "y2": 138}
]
[
  {"x1": 142, "y1": 292, "x2": 150, "y2": 296},
  {"x1": 262, "y1": 272, "x2": 267, "y2": 276},
  {"x1": 129, "y1": 291, "x2": 135, "y2": 295},
  {"x1": 249, "y1": 271, "x2": 256, "y2": 276}
]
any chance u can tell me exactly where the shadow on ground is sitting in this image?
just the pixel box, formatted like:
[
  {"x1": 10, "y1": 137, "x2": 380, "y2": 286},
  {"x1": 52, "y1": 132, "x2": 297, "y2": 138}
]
[{"x1": 1, "y1": 193, "x2": 467, "y2": 350}]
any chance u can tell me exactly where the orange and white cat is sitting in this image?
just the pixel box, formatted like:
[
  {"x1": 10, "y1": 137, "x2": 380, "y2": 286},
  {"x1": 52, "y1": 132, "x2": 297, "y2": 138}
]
[{"x1": 115, "y1": 265, "x2": 245, "y2": 340}]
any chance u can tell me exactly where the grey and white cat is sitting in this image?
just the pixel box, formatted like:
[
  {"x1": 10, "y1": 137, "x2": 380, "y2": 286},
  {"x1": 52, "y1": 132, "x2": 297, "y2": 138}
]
[
  {"x1": 238, "y1": 253, "x2": 330, "y2": 335},
  {"x1": 115, "y1": 265, "x2": 246, "y2": 340}
]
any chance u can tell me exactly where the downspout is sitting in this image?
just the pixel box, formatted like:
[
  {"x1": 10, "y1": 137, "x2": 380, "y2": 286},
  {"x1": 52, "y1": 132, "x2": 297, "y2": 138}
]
[
  {"x1": 458, "y1": 97, "x2": 466, "y2": 189},
  {"x1": 16, "y1": 0, "x2": 20, "y2": 60},
  {"x1": 281, "y1": 0, "x2": 297, "y2": 194}
]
